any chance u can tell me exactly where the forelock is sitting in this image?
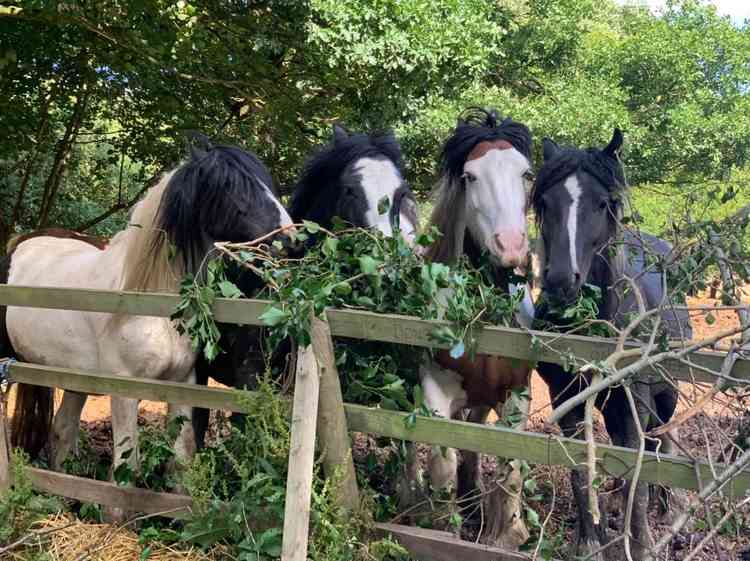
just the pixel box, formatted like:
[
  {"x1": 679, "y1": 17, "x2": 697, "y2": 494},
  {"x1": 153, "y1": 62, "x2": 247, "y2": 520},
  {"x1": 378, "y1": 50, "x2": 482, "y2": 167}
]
[
  {"x1": 440, "y1": 107, "x2": 532, "y2": 182},
  {"x1": 532, "y1": 146, "x2": 626, "y2": 216}
]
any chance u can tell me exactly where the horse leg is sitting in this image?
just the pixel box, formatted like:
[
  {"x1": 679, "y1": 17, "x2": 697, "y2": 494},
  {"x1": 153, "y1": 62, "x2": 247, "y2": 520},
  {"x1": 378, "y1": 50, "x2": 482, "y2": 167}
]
[
  {"x1": 167, "y1": 401, "x2": 196, "y2": 493},
  {"x1": 192, "y1": 356, "x2": 210, "y2": 450},
  {"x1": 457, "y1": 406, "x2": 490, "y2": 505},
  {"x1": 421, "y1": 363, "x2": 465, "y2": 492},
  {"x1": 396, "y1": 440, "x2": 425, "y2": 515},
  {"x1": 477, "y1": 395, "x2": 530, "y2": 549},
  {"x1": 559, "y1": 407, "x2": 608, "y2": 560},
  {"x1": 106, "y1": 395, "x2": 139, "y2": 523},
  {"x1": 650, "y1": 430, "x2": 688, "y2": 525},
  {"x1": 50, "y1": 390, "x2": 88, "y2": 470}
]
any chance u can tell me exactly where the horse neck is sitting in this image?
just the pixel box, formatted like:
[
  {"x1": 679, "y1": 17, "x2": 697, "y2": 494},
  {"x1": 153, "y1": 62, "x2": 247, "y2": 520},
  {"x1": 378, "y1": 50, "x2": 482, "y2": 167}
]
[{"x1": 588, "y1": 235, "x2": 623, "y2": 321}]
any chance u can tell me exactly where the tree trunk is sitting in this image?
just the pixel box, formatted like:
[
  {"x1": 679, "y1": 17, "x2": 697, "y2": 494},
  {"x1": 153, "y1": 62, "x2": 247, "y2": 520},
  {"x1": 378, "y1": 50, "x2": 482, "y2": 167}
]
[
  {"x1": 36, "y1": 87, "x2": 90, "y2": 229},
  {"x1": 11, "y1": 87, "x2": 55, "y2": 230}
]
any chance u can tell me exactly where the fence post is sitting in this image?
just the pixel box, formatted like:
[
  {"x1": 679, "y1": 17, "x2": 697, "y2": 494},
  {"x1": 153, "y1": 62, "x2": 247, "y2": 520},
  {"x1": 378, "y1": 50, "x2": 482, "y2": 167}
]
[
  {"x1": 310, "y1": 316, "x2": 360, "y2": 512},
  {"x1": 281, "y1": 341, "x2": 320, "y2": 561}
]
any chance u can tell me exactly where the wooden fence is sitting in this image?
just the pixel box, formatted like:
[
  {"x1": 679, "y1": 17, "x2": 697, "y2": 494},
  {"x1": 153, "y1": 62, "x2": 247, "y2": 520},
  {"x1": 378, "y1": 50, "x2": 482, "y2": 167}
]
[{"x1": 1, "y1": 284, "x2": 749, "y2": 561}]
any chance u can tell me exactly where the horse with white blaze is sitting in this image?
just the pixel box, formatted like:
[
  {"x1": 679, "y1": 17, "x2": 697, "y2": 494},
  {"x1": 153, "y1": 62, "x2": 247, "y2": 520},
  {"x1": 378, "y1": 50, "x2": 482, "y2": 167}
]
[
  {"x1": 1, "y1": 141, "x2": 294, "y2": 519},
  {"x1": 533, "y1": 130, "x2": 691, "y2": 561},
  {"x1": 190, "y1": 123, "x2": 419, "y2": 448},
  {"x1": 414, "y1": 108, "x2": 535, "y2": 548}
]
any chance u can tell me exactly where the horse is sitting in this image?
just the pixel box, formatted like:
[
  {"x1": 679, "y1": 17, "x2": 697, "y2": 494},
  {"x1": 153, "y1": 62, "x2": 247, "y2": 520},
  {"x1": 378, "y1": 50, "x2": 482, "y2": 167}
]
[
  {"x1": 1, "y1": 141, "x2": 294, "y2": 517},
  {"x1": 532, "y1": 130, "x2": 692, "y2": 560},
  {"x1": 191, "y1": 123, "x2": 419, "y2": 448},
  {"x1": 415, "y1": 107, "x2": 535, "y2": 548}
]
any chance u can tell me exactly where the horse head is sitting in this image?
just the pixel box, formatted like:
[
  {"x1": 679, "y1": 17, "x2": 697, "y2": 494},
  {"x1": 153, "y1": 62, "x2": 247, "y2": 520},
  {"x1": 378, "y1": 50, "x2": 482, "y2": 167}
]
[
  {"x1": 427, "y1": 107, "x2": 533, "y2": 269},
  {"x1": 532, "y1": 128, "x2": 626, "y2": 304},
  {"x1": 290, "y1": 124, "x2": 418, "y2": 242}
]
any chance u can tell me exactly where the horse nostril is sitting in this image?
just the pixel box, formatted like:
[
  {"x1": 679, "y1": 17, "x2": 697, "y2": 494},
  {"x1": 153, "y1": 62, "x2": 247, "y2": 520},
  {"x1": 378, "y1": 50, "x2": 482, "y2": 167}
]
[{"x1": 574, "y1": 272, "x2": 581, "y2": 283}]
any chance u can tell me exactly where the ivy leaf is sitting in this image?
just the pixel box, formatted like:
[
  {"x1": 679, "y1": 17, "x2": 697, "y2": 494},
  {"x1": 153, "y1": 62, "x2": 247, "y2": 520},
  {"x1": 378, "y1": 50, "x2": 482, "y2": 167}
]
[
  {"x1": 526, "y1": 507, "x2": 541, "y2": 527},
  {"x1": 260, "y1": 306, "x2": 289, "y2": 327},
  {"x1": 303, "y1": 220, "x2": 320, "y2": 234},
  {"x1": 218, "y1": 281, "x2": 242, "y2": 299},
  {"x1": 358, "y1": 255, "x2": 380, "y2": 275}
]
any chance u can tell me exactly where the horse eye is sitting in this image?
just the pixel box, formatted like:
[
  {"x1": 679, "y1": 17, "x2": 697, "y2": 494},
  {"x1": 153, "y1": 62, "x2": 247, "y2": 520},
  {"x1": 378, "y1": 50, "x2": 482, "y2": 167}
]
[
  {"x1": 523, "y1": 170, "x2": 536, "y2": 182},
  {"x1": 461, "y1": 172, "x2": 477, "y2": 184},
  {"x1": 598, "y1": 200, "x2": 608, "y2": 211}
]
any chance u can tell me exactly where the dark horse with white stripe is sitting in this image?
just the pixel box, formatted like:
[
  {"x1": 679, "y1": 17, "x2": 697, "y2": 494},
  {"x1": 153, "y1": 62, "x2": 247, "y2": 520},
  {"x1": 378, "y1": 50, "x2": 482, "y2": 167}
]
[
  {"x1": 191, "y1": 124, "x2": 419, "y2": 447},
  {"x1": 533, "y1": 130, "x2": 691, "y2": 561}
]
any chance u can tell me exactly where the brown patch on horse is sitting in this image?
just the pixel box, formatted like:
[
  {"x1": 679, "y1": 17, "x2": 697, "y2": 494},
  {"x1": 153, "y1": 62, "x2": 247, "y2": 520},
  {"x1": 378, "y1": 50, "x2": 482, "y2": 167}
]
[
  {"x1": 436, "y1": 350, "x2": 529, "y2": 407},
  {"x1": 9, "y1": 228, "x2": 108, "y2": 253},
  {"x1": 466, "y1": 139, "x2": 513, "y2": 162}
]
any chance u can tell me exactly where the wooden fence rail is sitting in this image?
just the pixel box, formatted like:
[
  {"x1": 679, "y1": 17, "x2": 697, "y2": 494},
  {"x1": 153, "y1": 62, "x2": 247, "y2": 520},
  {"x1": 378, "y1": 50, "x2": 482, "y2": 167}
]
[
  {"x1": 6, "y1": 361, "x2": 750, "y2": 496},
  {"x1": 1, "y1": 284, "x2": 748, "y2": 385},
  {"x1": 2, "y1": 283, "x2": 750, "y2": 560}
]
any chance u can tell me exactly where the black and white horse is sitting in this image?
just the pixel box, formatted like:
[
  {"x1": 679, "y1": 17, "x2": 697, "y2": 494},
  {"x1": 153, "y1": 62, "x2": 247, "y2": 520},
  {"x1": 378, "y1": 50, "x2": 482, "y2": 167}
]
[
  {"x1": 532, "y1": 130, "x2": 691, "y2": 560},
  {"x1": 1, "y1": 142, "x2": 293, "y2": 517},
  {"x1": 415, "y1": 108, "x2": 535, "y2": 548},
  {"x1": 191, "y1": 124, "x2": 419, "y2": 447}
]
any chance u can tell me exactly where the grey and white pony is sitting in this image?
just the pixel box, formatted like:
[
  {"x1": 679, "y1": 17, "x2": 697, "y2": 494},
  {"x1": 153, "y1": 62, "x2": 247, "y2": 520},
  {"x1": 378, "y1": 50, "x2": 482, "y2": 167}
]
[
  {"x1": 2, "y1": 142, "x2": 294, "y2": 519},
  {"x1": 533, "y1": 130, "x2": 691, "y2": 561}
]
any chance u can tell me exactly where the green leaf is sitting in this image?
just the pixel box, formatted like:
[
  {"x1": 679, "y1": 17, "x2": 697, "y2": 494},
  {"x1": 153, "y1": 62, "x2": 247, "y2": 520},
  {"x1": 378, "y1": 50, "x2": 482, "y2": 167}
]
[
  {"x1": 260, "y1": 306, "x2": 289, "y2": 327},
  {"x1": 218, "y1": 281, "x2": 242, "y2": 299},
  {"x1": 526, "y1": 507, "x2": 541, "y2": 527},
  {"x1": 303, "y1": 220, "x2": 321, "y2": 234},
  {"x1": 358, "y1": 255, "x2": 380, "y2": 275}
]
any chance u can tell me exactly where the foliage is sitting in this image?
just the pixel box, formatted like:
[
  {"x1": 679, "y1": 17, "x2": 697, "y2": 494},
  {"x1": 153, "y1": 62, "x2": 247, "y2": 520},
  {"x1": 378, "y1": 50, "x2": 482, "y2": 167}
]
[
  {"x1": 0, "y1": 449, "x2": 64, "y2": 544},
  {"x1": 2, "y1": 0, "x2": 749, "y2": 252},
  {"x1": 180, "y1": 378, "x2": 411, "y2": 560},
  {"x1": 173, "y1": 222, "x2": 525, "y2": 412}
]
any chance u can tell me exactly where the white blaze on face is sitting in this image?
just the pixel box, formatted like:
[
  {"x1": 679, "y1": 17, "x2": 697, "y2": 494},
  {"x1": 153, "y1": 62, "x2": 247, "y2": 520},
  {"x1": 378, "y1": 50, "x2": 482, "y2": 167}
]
[
  {"x1": 259, "y1": 179, "x2": 293, "y2": 228},
  {"x1": 463, "y1": 147, "x2": 530, "y2": 267},
  {"x1": 354, "y1": 157, "x2": 415, "y2": 240},
  {"x1": 564, "y1": 174, "x2": 582, "y2": 274}
]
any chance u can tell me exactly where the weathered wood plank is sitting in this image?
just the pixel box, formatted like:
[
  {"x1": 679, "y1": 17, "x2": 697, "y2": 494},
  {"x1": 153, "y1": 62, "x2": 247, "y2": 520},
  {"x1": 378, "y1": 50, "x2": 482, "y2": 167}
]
[
  {"x1": 344, "y1": 404, "x2": 750, "y2": 496},
  {"x1": 0, "y1": 284, "x2": 266, "y2": 325},
  {"x1": 311, "y1": 317, "x2": 359, "y2": 512},
  {"x1": 374, "y1": 523, "x2": 532, "y2": 561},
  {"x1": 8, "y1": 360, "x2": 750, "y2": 494},
  {"x1": 8, "y1": 362, "x2": 249, "y2": 412},
  {"x1": 27, "y1": 468, "x2": 193, "y2": 518},
  {"x1": 1, "y1": 284, "x2": 748, "y2": 384},
  {"x1": 281, "y1": 344, "x2": 320, "y2": 561}
]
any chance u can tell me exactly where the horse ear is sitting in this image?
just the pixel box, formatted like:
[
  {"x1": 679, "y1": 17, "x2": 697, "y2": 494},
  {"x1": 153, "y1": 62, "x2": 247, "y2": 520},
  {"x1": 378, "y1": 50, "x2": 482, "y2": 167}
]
[
  {"x1": 542, "y1": 138, "x2": 559, "y2": 161},
  {"x1": 603, "y1": 128, "x2": 624, "y2": 158},
  {"x1": 186, "y1": 131, "x2": 213, "y2": 160},
  {"x1": 332, "y1": 123, "x2": 349, "y2": 144}
]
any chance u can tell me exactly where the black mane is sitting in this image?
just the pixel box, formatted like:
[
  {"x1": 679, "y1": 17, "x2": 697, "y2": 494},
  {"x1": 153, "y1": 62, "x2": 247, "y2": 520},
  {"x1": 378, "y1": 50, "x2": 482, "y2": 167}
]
[
  {"x1": 290, "y1": 130, "x2": 404, "y2": 223},
  {"x1": 532, "y1": 146, "x2": 626, "y2": 215},
  {"x1": 158, "y1": 143, "x2": 278, "y2": 270},
  {"x1": 440, "y1": 107, "x2": 532, "y2": 182}
]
